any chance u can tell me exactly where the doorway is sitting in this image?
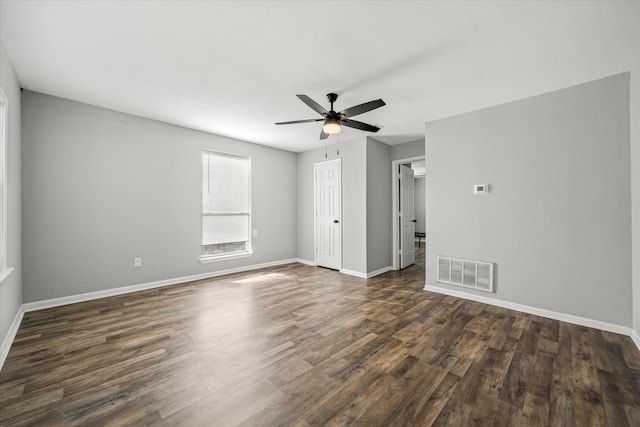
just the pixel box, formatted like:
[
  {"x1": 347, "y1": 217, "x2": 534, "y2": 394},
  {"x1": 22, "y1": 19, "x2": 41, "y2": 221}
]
[
  {"x1": 392, "y1": 156, "x2": 425, "y2": 270},
  {"x1": 314, "y1": 158, "x2": 342, "y2": 270}
]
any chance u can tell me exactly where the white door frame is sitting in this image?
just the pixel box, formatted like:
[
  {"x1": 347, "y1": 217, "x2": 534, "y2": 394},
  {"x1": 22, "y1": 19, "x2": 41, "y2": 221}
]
[
  {"x1": 392, "y1": 155, "x2": 425, "y2": 270},
  {"x1": 314, "y1": 158, "x2": 342, "y2": 270}
]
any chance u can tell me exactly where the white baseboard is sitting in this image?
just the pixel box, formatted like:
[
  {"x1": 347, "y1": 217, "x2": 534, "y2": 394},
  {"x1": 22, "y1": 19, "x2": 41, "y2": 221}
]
[
  {"x1": 294, "y1": 258, "x2": 316, "y2": 266},
  {"x1": 23, "y1": 258, "x2": 301, "y2": 313},
  {"x1": 0, "y1": 307, "x2": 24, "y2": 371},
  {"x1": 424, "y1": 284, "x2": 633, "y2": 336},
  {"x1": 341, "y1": 266, "x2": 392, "y2": 279},
  {"x1": 367, "y1": 266, "x2": 392, "y2": 278},
  {"x1": 340, "y1": 269, "x2": 367, "y2": 278},
  {"x1": 632, "y1": 329, "x2": 640, "y2": 351}
]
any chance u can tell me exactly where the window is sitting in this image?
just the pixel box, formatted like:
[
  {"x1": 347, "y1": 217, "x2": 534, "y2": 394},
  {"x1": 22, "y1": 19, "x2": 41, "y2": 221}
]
[
  {"x1": 0, "y1": 88, "x2": 8, "y2": 281},
  {"x1": 201, "y1": 150, "x2": 251, "y2": 261}
]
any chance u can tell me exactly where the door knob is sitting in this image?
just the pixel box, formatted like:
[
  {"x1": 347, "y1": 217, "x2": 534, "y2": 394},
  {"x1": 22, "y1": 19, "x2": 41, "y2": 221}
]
[
  {"x1": 334, "y1": 220, "x2": 339, "y2": 223},
  {"x1": 412, "y1": 219, "x2": 417, "y2": 223}
]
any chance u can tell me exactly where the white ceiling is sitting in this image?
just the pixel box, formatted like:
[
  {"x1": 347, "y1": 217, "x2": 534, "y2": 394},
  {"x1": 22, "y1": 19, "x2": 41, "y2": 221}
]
[{"x1": 1, "y1": 1, "x2": 639, "y2": 153}]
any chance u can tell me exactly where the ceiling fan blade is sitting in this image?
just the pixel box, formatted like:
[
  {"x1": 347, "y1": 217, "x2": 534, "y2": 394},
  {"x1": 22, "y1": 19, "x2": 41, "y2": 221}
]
[
  {"x1": 275, "y1": 118, "x2": 324, "y2": 125},
  {"x1": 297, "y1": 95, "x2": 328, "y2": 116},
  {"x1": 320, "y1": 129, "x2": 330, "y2": 140},
  {"x1": 338, "y1": 99, "x2": 385, "y2": 118},
  {"x1": 341, "y1": 118, "x2": 381, "y2": 132}
]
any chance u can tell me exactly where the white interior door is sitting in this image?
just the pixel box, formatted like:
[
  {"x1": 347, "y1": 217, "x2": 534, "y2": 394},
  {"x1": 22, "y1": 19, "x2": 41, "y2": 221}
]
[
  {"x1": 399, "y1": 164, "x2": 415, "y2": 269},
  {"x1": 315, "y1": 159, "x2": 341, "y2": 270}
]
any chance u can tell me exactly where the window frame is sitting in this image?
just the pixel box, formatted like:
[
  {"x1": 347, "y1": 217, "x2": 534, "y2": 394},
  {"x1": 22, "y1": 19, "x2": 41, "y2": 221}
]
[
  {"x1": 0, "y1": 87, "x2": 12, "y2": 283},
  {"x1": 199, "y1": 149, "x2": 252, "y2": 263}
]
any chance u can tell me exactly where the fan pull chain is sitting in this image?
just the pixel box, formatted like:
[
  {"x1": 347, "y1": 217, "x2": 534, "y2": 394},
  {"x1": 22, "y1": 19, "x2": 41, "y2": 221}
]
[
  {"x1": 337, "y1": 133, "x2": 340, "y2": 156},
  {"x1": 325, "y1": 137, "x2": 328, "y2": 158}
]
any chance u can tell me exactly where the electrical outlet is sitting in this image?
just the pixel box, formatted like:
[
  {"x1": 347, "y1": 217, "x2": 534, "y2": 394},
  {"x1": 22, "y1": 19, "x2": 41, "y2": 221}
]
[
  {"x1": 252, "y1": 229, "x2": 258, "y2": 237},
  {"x1": 473, "y1": 184, "x2": 489, "y2": 194},
  {"x1": 134, "y1": 257, "x2": 142, "y2": 268}
]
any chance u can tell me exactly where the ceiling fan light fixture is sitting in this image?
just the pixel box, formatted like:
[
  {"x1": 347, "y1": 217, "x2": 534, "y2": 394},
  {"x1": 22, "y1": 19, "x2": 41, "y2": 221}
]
[{"x1": 322, "y1": 118, "x2": 341, "y2": 134}]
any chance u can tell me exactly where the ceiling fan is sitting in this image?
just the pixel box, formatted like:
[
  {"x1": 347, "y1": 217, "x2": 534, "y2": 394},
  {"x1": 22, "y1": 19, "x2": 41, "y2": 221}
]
[{"x1": 275, "y1": 93, "x2": 385, "y2": 140}]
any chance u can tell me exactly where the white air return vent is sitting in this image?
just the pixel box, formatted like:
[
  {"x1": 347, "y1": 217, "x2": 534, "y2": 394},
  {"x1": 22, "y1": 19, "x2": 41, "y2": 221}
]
[{"x1": 437, "y1": 256, "x2": 494, "y2": 293}]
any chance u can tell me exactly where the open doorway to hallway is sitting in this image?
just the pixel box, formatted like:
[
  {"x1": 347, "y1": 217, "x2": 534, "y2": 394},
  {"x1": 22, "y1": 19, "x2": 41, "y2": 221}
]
[{"x1": 392, "y1": 156, "x2": 426, "y2": 271}]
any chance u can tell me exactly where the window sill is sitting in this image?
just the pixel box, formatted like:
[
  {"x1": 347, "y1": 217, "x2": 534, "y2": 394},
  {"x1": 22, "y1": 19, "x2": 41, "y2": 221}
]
[
  {"x1": 199, "y1": 251, "x2": 253, "y2": 264},
  {"x1": 0, "y1": 267, "x2": 15, "y2": 285}
]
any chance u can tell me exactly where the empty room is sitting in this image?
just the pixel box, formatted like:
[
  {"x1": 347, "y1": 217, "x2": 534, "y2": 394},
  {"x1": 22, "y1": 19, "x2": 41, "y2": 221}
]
[{"x1": 1, "y1": 1, "x2": 640, "y2": 425}]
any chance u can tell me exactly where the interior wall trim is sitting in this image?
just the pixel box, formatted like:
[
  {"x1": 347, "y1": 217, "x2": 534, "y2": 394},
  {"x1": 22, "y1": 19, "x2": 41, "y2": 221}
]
[
  {"x1": 632, "y1": 329, "x2": 640, "y2": 351},
  {"x1": 340, "y1": 269, "x2": 367, "y2": 279},
  {"x1": 367, "y1": 266, "x2": 392, "y2": 278},
  {"x1": 424, "y1": 284, "x2": 633, "y2": 337},
  {"x1": 341, "y1": 266, "x2": 392, "y2": 279},
  {"x1": 295, "y1": 258, "x2": 316, "y2": 266},
  {"x1": 0, "y1": 307, "x2": 24, "y2": 371}
]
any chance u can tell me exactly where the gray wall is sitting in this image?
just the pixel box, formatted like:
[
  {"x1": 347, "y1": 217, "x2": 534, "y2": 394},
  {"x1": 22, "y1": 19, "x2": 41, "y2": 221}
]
[
  {"x1": 632, "y1": 51, "x2": 640, "y2": 334},
  {"x1": 426, "y1": 73, "x2": 632, "y2": 327},
  {"x1": 296, "y1": 137, "x2": 368, "y2": 274},
  {"x1": 366, "y1": 138, "x2": 391, "y2": 273},
  {"x1": 295, "y1": 148, "x2": 315, "y2": 264},
  {"x1": 414, "y1": 177, "x2": 426, "y2": 234},
  {"x1": 342, "y1": 139, "x2": 368, "y2": 274},
  {"x1": 390, "y1": 138, "x2": 424, "y2": 161},
  {"x1": 22, "y1": 91, "x2": 297, "y2": 303},
  {"x1": 0, "y1": 41, "x2": 22, "y2": 348}
]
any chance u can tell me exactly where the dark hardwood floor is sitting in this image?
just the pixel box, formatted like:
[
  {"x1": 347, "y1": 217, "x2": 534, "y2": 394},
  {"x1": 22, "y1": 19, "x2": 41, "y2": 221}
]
[{"x1": 1, "y1": 245, "x2": 640, "y2": 426}]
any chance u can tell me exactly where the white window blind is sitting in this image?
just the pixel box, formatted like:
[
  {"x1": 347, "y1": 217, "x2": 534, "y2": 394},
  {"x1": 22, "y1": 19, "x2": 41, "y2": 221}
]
[
  {"x1": 0, "y1": 89, "x2": 7, "y2": 277},
  {"x1": 201, "y1": 150, "x2": 251, "y2": 258}
]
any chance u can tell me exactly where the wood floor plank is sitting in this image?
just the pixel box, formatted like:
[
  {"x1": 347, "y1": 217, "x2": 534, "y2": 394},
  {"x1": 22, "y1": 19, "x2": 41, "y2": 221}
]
[
  {"x1": 323, "y1": 373, "x2": 392, "y2": 426},
  {"x1": 598, "y1": 369, "x2": 631, "y2": 427},
  {"x1": 432, "y1": 397, "x2": 473, "y2": 426},
  {"x1": 349, "y1": 358, "x2": 430, "y2": 425},
  {"x1": 377, "y1": 363, "x2": 450, "y2": 425},
  {"x1": 1, "y1": 386, "x2": 64, "y2": 423},
  {"x1": 498, "y1": 351, "x2": 532, "y2": 409},
  {"x1": 303, "y1": 367, "x2": 381, "y2": 426},
  {"x1": 492, "y1": 400, "x2": 522, "y2": 426},
  {"x1": 1, "y1": 245, "x2": 639, "y2": 426},
  {"x1": 548, "y1": 322, "x2": 575, "y2": 427},
  {"x1": 413, "y1": 371, "x2": 460, "y2": 426},
  {"x1": 521, "y1": 392, "x2": 550, "y2": 426},
  {"x1": 527, "y1": 352, "x2": 553, "y2": 400},
  {"x1": 570, "y1": 324, "x2": 608, "y2": 426}
]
